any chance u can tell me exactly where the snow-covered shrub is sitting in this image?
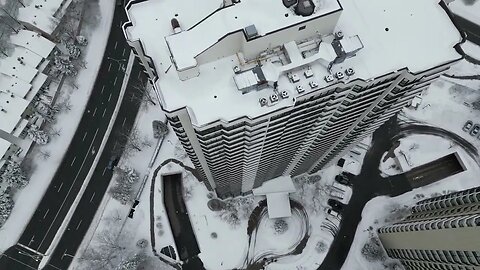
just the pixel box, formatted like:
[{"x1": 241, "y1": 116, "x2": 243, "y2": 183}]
[
  {"x1": 28, "y1": 127, "x2": 50, "y2": 145},
  {"x1": 109, "y1": 167, "x2": 140, "y2": 205},
  {"x1": 217, "y1": 196, "x2": 255, "y2": 228},
  {"x1": 315, "y1": 241, "x2": 328, "y2": 253},
  {"x1": 136, "y1": 239, "x2": 148, "y2": 249},
  {"x1": 115, "y1": 254, "x2": 146, "y2": 270},
  {"x1": 210, "y1": 232, "x2": 218, "y2": 239},
  {"x1": 292, "y1": 174, "x2": 331, "y2": 215},
  {"x1": 76, "y1": 35, "x2": 88, "y2": 46},
  {"x1": 0, "y1": 191, "x2": 14, "y2": 227},
  {"x1": 1, "y1": 161, "x2": 28, "y2": 189},
  {"x1": 361, "y1": 233, "x2": 386, "y2": 262},
  {"x1": 273, "y1": 218, "x2": 289, "y2": 235}
]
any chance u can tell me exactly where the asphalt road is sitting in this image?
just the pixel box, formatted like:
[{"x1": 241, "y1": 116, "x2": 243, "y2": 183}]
[
  {"x1": 0, "y1": 5, "x2": 143, "y2": 270},
  {"x1": 162, "y1": 174, "x2": 203, "y2": 270}
]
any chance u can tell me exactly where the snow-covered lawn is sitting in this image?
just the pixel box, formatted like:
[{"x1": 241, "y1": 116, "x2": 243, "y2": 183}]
[
  {"x1": 344, "y1": 73, "x2": 480, "y2": 270},
  {"x1": 0, "y1": 0, "x2": 115, "y2": 252}
]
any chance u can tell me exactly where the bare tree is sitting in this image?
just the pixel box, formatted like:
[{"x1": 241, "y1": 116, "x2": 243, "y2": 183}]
[
  {"x1": 38, "y1": 150, "x2": 51, "y2": 160},
  {"x1": 131, "y1": 81, "x2": 156, "y2": 106}
]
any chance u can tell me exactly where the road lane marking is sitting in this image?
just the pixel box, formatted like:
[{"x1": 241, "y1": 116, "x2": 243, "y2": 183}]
[
  {"x1": 108, "y1": 93, "x2": 112, "y2": 102},
  {"x1": 113, "y1": 76, "x2": 118, "y2": 86},
  {"x1": 122, "y1": 117, "x2": 126, "y2": 127},
  {"x1": 108, "y1": 62, "x2": 112, "y2": 72},
  {"x1": 102, "y1": 108, "x2": 107, "y2": 118},
  {"x1": 28, "y1": 236, "x2": 35, "y2": 246},
  {"x1": 102, "y1": 167, "x2": 107, "y2": 176},
  {"x1": 38, "y1": 128, "x2": 100, "y2": 251},
  {"x1": 122, "y1": 47, "x2": 126, "y2": 56},
  {"x1": 101, "y1": 85, "x2": 105, "y2": 94},
  {"x1": 90, "y1": 192, "x2": 95, "y2": 203},
  {"x1": 75, "y1": 220, "x2": 82, "y2": 230},
  {"x1": 114, "y1": 41, "x2": 118, "y2": 50},
  {"x1": 82, "y1": 131, "x2": 88, "y2": 141},
  {"x1": 57, "y1": 182, "x2": 63, "y2": 192},
  {"x1": 93, "y1": 107, "x2": 98, "y2": 117},
  {"x1": 43, "y1": 209, "x2": 50, "y2": 219},
  {"x1": 70, "y1": 156, "x2": 76, "y2": 167}
]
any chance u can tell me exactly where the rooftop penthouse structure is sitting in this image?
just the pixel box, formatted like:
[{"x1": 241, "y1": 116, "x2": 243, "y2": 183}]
[{"x1": 123, "y1": 0, "x2": 462, "y2": 197}]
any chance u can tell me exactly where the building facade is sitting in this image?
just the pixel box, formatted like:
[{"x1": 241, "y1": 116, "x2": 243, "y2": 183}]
[
  {"x1": 378, "y1": 187, "x2": 480, "y2": 270},
  {"x1": 123, "y1": 0, "x2": 463, "y2": 197}
]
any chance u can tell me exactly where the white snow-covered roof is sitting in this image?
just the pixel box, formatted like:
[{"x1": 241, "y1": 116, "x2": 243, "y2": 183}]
[
  {"x1": 448, "y1": 0, "x2": 480, "y2": 25},
  {"x1": 125, "y1": 0, "x2": 461, "y2": 126},
  {"x1": 0, "y1": 91, "x2": 30, "y2": 134},
  {"x1": 266, "y1": 193, "x2": 292, "y2": 218},
  {"x1": 17, "y1": 0, "x2": 68, "y2": 35},
  {"x1": 10, "y1": 30, "x2": 56, "y2": 58},
  {"x1": 9, "y1": 46, "x2": 44, "y2": 68},
  {"x1": 0, "y1": 57, "x2": 39, "y2": 83},
  {"x1": 0, "y1": 138, "x2": 12, "y2": 160},
  {"x1": 28, "y1": 73, "x2": 48, "y2": 101},
  {"x1": 0, "y1": 74, "x2": 32, "y2": 99},
  {"x1": 253, "y1": 175, "x2": 296, "y2": 195}
]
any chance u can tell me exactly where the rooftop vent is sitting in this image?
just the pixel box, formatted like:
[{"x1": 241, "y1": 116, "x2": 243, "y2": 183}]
[
  {"x1": 334, "y1": 31, "x2": 344, "y2": 40},
  {"x1": 345, "y1": 68, "x2": 355, "y2": 76},
  {"x1": 295, "y1": 0, "x2": 315, "y2": 17},
  {"x1": 259, "y1": 97, "x2": 268, "y2": 106},
  {"x1": 280, "y1": 90, "x2": 289, "y2": 99},
  {"x1": 283, "y1": 0, "x2": 297, "y2": 8},
  {"x1": 309, "y1": 81, "x2": 318, "y2": 89},
  {"x1": 270, "y1": 94, "x2": 279, "y2": 103},
  {"x1": 289, "y1": 73, "x2": 300, "y2": 83},
  {"x1": 335, "y1": 71, "x2": 344, "y2": 79},
  {"x1": 296, "y1": 85, "x2": 305, "y2": 93},
  {"x1": 233, "y1": 66, "x2": 241, "y2": 74},
  {"x1": 304, "y1": 69, "x2": 314, "y2": 78},
  {"x1": 324, "y1": 75, "x2": 334, "y2": 83},
  {"x1": 171, "y1": 18, "x2": 182, "y2": 34},
  {"x1": 245, "y1": 25, "x2": 258, "y2": 40}
]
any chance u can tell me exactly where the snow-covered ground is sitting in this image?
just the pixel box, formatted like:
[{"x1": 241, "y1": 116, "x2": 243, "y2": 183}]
[
  {"x1": 345, "y1": 67, "x2": 480, "y2": 269},
  {"x1": 0, "y1": 0, "x2": 114, "y2": 253}
]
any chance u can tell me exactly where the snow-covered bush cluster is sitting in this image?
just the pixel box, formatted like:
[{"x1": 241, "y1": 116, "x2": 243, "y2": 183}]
[
  {"x1": 217, "y1": 196, "x2": 255, "y2": 228},
  {"x1": 51, "y1": 54, "x2": 78, "y2": 77},
  {"x1": 66, "y1": 43, "x2": 81, "y2": 59},
  {"x1": 0, "y1": 161, "x2": 28, "y2": 189},
  {"x1": 28, "y1": 125, "x2": 50, "y2": 145},
  {"x1": 0, "y1": 191, "x2": 14, "y2": 227},
  {"x1": 361, "y1": 232, "x2": 385, "y2": 262},
  {"x1": 109, "y1": 167, "x2": 140, "y2": 205},
  {"x1": 292, "y1": 174, "x2": 330, "y2": 215},
  {"x1": 272, "y1": 218, "x2": 289, "y2": 235}
]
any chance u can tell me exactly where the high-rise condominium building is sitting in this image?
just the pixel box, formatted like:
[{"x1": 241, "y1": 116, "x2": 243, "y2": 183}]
[
  {"x1": 378, "y1": 187, "x2": 480, "y2": 270},
  {"x1": 123, "y1": 0, "x2": 462, "y2": 197}
]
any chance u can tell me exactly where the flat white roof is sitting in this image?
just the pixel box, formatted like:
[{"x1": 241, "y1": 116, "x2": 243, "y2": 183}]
[
  {"x1": 126, "y1": 0, "x2": 461, "y2": 126},
  {"x1": 10, "y1": 30, "x2": 56, "y2": 58},
  {"x1": 266, "y1": 193, "x2": 292, "y2": 218},
  {"x1": 0, "y1": 137, "x2": 12, "y2": 159},
  {"x1": 0, "y1": 91, "x2": 30, "y2": 134},
  {"x1": 0, "y1": 74, "x2": 32, "y2": 99},
  {"x1": 9, "y1": 46, "x2": 44, "y2": 68},
  {"x1": 253, "y1": 175, "x2": 296, "y2": 195},
  {"x1": 448, "y1": 0, "x2": 480, "y2": 25},
  {"x1": 17, "y1": 0, "x2": 67, "y2": 35},
  {"x1": 0, "y1": 57, "x2": 38, "y2": 83},
  {"x1": 165, "y1": 0, "x2": 341, "y2": 70}
]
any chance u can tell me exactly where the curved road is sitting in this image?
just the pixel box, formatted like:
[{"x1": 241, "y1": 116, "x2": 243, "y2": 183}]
[
  {"x1": 317, "y1": 116, "x2": 479, "y2": 270},
  {"x1": 0, "y1": 5, "x2": 145, "y2": 270}
]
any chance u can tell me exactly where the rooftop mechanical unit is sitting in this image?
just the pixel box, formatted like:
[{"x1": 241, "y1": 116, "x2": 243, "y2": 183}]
[
  {"x1": 259, "y1": 97, "x2": 268, "y2": 106},
  {"x1": 309, "y1": 81, "x2": 318, "y2": 89},
  {"x1": 324, "y1": 75, "x2": 335, "y2": 83},
  {"x1": 335, "y1": 71, "x2": 344, "y2": 79},
  {"x1": 280, "y1": 90, "x2": 289, "y2": 99},
  {"x1": 270, "y1": 94, "x2": 279, "y2": 103},
  {"x1": 345, "y1": 68, "x2": 355, "y2": 76},
  {"x1": 296, "y1": 85, "x2": 305, "y2": 93}
]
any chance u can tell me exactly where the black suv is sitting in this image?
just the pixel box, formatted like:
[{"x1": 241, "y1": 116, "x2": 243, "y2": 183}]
[{"x1": 328, "y1": 199, "x2": 346, "y2": 212}]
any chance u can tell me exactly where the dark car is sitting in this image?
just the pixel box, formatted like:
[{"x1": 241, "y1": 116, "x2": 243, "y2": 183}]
[
  {"x1": 335, "y1": 174, "x2": 351, "y2": 186},
  {"x1": 107, "y1": 156, "x2": 119, "y2": 170},
  {"x1": 463, "y1": 120, "x2": 473, "y2": 132},
  {"x1": 470, "y1": 124, "x2": 480, "y2": 136},
  {"x1": 328, "y1": 199, "x2": 346, "y2": 212}
]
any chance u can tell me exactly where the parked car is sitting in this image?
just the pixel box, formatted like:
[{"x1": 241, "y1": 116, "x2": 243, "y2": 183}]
[
  {"x1": 328, "y1": 199, "x2": 346, "y2": 212},
  {"x1": 463, "y1": 120, "x2": 473, "y2": 132},
  {"x1": 335, "y1": 174, "x2": 351, "y2": 186},
  {"x1": 107, "y1": 156, "x2": 119, "y2": 170},
  {"x1": 325, "y1": 207, "x2": 341, "y2": 218},
  {"x1": 470, "y1": 124, "x2": 480, "y2": 136}
]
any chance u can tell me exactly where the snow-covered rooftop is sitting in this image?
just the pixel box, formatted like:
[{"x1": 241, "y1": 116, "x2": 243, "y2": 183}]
[
  {"x1": 448, "y1": 0, "x2": 480, "y2": 25},
  {"x1": 0, "y1": 91, "x2": 30, "y2": 134},
  {"x1": 125, "y1": 0, "x2": 461, "y2": 126},
  {"x1": 10, "y1": 30, "x2": 56, "y2": 58},
  {"x1": 9, "y1": 46, "x2": 44, "y2": 68},
  {"x1": 17, "y1": 0, "x2": 69, "y2": 35},
  {"x1": 0, "y1": 57, "x2": 38, "y2": 83},
  {"x1": 0, "y1": 74, "x2": 32, "y2": 99},
  {"x1": 0, "y1": 137, "x2": 12, "y2": 159}
]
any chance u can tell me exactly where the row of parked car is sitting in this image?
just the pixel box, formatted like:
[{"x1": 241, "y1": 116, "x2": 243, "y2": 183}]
[
  {"x1": 463, "y1": 120, "x2": 480, "y2": 138},
  {"x1": 325, "y1": 172, "x2": 353, "y2": 217}
]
